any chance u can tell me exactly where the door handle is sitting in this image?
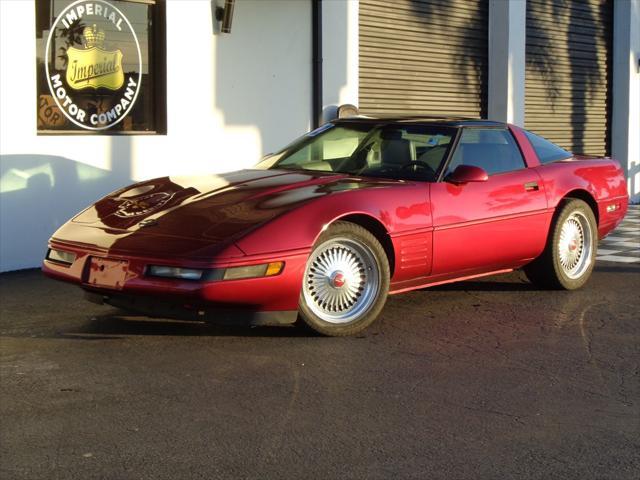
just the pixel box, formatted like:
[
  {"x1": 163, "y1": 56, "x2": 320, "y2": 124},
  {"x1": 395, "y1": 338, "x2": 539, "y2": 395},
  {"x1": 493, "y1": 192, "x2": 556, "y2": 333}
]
[{"x1": 524, "y1": 181, "x2": 539, "y2": 192}]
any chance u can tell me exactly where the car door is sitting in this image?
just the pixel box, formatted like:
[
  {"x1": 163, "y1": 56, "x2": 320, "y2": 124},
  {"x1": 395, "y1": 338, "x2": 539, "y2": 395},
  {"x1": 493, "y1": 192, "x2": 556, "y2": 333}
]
[{"x1": 430, "y1": 127, "x2": 549, "y2": 276}]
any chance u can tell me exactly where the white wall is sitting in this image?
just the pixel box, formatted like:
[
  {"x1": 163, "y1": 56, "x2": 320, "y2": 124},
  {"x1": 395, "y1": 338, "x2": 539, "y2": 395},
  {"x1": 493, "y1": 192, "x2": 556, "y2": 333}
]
[
  {"x1": 612, "y1": 0, "x2": 640, "y2": 203},
  {"x1": 322, "y1": 0, "x2": 359, "y2": 120},
  {"x1": 0, "y1": 0, "x2": 313, "y2": 271},
  {"x1": 487, "y1": 0, "x2": 526, "y2": 126}
]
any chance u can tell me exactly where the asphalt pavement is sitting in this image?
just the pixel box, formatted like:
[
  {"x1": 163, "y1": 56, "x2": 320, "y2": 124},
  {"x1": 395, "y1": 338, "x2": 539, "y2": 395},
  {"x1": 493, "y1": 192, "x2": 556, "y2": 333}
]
[{"x1": 1, "y1": 260, "x2": 639, "y2": 479}]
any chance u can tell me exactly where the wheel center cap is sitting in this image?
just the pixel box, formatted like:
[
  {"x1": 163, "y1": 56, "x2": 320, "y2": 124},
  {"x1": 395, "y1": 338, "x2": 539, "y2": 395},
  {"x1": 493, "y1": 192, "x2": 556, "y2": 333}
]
[
  {"x1": 569, "y1": 238, "x2": 578, "y2": 251},
  {"x1": 330, "y1": 271, "x2": 346, "y2": 288}
]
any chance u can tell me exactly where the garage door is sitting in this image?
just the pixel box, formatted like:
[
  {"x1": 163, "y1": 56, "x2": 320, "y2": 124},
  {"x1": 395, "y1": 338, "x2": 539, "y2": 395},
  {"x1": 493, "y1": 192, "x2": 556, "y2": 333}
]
[
  {"x1": 359, "y1": 0, "x2": 488, "y2": 117},
  {"x1": 525, "y1": 0, "x2": 613, "y2": 156}
]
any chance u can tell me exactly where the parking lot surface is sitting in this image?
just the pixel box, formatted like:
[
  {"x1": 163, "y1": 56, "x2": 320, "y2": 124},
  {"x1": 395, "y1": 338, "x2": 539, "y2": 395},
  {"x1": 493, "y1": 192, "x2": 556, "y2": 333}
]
[{"x1": 1, "y1": 259, "x2": 639, "y2": 479}]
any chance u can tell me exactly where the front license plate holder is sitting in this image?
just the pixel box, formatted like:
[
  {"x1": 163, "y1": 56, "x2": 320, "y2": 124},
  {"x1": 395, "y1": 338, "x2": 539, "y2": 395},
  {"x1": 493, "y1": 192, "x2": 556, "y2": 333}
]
[{"x1": 88, "y1": 257, "x2": 129, "y2": 290}]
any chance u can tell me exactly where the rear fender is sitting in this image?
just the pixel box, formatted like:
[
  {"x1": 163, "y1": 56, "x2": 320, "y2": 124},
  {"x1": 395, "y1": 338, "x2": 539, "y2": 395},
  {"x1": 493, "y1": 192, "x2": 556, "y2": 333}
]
[{"x1": 535, "y1": 160, "x2": 628, "y2": 238}]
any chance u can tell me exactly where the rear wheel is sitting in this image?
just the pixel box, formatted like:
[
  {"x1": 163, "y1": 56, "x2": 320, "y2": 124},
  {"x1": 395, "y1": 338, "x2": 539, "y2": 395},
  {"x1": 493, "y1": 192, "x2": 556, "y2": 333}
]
[
  {"x1": 298, "y1": 222, "x2": 390, "y2": 336},
  {"x1": 524, "y1": 198, "x2": 597, "y2": 290}
]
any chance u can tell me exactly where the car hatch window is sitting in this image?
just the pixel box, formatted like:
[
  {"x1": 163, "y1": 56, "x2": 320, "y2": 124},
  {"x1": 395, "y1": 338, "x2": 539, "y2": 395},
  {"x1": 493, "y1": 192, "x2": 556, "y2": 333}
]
[
  {"x1": 523, "y1": 130, "x2": 572, "y2": 164},
  {"x1": 446, "y1": 128, "x2": 526, "y2": 176}
]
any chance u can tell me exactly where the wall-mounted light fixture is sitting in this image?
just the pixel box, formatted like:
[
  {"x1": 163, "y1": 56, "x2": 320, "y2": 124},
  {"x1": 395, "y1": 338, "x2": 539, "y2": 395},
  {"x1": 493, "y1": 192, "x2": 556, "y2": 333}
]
[{"x1": 215, "y1": 0, "x2": 235, "y2": 34}]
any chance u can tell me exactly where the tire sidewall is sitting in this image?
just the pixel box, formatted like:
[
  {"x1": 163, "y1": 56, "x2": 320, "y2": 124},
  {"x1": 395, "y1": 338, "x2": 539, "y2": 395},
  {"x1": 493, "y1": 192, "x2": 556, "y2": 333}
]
[
  {"x1": 298, "y1": 222, "x2": 390, "y2": 336},
  {"x1": 550, "y1": 199, "x2": 598, "y2": 290}
]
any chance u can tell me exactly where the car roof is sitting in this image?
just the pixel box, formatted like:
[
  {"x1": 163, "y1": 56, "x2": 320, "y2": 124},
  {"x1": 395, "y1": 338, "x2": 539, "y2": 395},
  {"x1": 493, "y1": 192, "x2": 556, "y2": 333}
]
[{"x1": 333, "y1": 115, "x2": 506, "y2": 128}]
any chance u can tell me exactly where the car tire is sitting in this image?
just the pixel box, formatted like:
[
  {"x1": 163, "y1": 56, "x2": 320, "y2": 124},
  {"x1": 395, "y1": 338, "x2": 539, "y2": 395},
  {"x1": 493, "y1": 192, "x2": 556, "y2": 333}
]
[
  {"x1": 298, "y1": 221, "x2": 390, "y2": 336},
  {"x1": 524, "y1": 198, "x2": 597, "y2": 290}
]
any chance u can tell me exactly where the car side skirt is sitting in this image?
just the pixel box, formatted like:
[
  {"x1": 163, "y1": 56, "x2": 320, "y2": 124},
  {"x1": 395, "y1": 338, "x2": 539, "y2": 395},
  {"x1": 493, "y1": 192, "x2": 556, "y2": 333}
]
[{"x1": 389, "y1": 268, "x2": 517, "y2": 295}]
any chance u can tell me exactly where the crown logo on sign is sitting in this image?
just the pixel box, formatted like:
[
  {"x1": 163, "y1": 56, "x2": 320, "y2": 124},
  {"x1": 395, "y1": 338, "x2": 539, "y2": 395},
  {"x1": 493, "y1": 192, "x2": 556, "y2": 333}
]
[{"x1": 83, "y1": 24, "x2": 105, "y2": 49}]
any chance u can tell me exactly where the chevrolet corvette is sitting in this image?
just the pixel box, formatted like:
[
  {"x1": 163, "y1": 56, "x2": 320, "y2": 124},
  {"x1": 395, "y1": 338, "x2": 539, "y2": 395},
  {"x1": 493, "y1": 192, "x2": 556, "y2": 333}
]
[{"x1": 43, "y1": 117, "x2": 629, "y2": 336}]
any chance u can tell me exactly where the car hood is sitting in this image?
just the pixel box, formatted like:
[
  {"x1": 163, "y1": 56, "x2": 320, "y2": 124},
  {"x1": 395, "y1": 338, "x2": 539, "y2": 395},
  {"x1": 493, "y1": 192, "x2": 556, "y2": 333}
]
[{"x1": 70, "y1": 169, "x2": 401, "y2": 247}]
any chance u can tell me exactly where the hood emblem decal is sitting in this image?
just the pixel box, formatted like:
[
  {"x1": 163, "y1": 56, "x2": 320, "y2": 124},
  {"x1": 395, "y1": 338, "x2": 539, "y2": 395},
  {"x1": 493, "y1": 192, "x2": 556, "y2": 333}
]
[{"x1": 115, "y1": 192, "x2": 174, "y2": 218}]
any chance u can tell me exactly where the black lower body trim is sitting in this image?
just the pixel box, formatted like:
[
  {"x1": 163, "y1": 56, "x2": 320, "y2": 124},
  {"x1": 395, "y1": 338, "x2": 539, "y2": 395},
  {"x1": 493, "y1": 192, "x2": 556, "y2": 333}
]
[{"x1": 84, "y1": 292, "x2": 298, "y2": 326}]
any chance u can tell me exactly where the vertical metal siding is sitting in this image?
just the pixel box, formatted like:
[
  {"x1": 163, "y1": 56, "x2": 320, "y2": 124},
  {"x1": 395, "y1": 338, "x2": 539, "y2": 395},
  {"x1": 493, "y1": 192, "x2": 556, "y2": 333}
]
[
  {"x1": 525, "y1": 0, "x2": 613, "y2": 156},
  {"x1": 359, "y1": 0, "x2": 488, "y2": 117}
]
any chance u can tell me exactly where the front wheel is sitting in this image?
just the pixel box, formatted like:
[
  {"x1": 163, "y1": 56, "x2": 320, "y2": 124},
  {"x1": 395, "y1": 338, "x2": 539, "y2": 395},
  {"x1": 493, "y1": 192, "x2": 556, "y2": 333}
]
[
  {"x1": 524, "y1": 198, "x2": 597, "y2": 290},
  {"x1": 298, "y1": 222, "x2": 390, "y2": 336}
]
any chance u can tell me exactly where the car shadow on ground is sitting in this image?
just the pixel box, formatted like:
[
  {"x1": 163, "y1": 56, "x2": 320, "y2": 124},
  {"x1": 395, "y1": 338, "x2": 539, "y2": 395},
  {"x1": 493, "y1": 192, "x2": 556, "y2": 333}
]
[
  {"x1": 56, "y1": 311, "x2": 316, "y2": 340},
  {"x1": 57, "y1": 277, "x2": 538, "y2": 340}
]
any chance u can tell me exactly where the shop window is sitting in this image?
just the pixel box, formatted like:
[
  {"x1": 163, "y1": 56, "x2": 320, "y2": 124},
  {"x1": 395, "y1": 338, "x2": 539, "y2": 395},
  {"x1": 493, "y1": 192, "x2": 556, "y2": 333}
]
[{"x1": 36, "y1": 0, "x2": 166, "y2": 134}]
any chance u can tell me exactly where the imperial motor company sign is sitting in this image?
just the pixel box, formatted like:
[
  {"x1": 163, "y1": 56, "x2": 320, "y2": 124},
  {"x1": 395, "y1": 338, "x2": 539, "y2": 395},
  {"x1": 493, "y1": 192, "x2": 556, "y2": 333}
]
[
  {"x1": 45, "y1": 0, "x2": 142, "y2": 130},
  {"x1": 66, "y1": 23, "x2": 125, "y2": 91}
]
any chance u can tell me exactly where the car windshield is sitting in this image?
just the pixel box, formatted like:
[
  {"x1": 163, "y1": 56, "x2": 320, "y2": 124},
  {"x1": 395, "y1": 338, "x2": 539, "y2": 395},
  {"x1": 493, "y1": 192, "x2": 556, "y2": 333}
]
[{"x1": 255, "y1": 122, "x2": 456, "y2": 182}]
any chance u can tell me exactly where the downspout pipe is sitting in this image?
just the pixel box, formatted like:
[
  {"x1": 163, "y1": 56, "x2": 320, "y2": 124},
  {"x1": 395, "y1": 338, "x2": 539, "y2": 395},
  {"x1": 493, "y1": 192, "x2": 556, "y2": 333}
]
[{"x1": 312, "y1": 0, "x2": 322, "y2": 128}]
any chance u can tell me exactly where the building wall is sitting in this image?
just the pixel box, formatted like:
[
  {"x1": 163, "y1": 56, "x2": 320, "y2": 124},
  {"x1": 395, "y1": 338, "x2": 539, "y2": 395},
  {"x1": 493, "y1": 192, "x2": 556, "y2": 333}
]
[
  {"x1": 322, "y1": 0, "x2": 359, "y2": 118},
  {"x1": 612, "y1": 0, "x2": 640, "y2": 204},
  {"x1": 488, "y1": 0, "x2": 638, "y2": 203},
  {"x1": 0, "y1": 0, "x2": 317, "y2": 272}
]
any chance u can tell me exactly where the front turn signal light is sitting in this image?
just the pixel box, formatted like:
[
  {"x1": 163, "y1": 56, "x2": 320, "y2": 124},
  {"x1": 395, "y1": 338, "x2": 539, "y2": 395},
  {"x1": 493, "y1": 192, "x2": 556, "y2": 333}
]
[
  {"x1": 265, "y1": 261, "x2": 284, "y2": 276},
  {"x1": 222, "y1": 262, "x2": 284, "y2": 280},
  {"x1": 146, "y1": 263, "x2": 284, "y2": 282},
  {"x1": 47, "y1": 248, "x2": 76, "y2": 265}
]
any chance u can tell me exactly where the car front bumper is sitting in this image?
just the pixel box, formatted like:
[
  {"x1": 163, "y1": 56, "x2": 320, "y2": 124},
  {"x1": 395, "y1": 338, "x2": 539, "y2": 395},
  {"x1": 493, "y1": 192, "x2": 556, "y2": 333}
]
[{"x1": 42, "y1": 239, "x2": 308, "y2": 321}]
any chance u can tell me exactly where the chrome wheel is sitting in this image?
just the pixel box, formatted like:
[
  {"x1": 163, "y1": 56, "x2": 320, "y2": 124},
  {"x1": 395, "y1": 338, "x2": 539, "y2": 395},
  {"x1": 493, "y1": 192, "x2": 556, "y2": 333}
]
[
  {"x1": 558, "y1": 211, "x2": 593, "y2": 279},
  {"x1": 303, "y1": 237, "x2": 381, "y2": 324}
]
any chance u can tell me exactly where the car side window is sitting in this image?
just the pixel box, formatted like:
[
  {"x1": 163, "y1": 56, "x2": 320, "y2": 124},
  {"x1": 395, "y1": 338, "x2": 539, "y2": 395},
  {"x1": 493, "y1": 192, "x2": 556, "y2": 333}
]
[
  {"x1": 346, "y1": 125, "x2": 454, "y2": 181},
  {"x1": 446, "y1": 128, "x2": 526, "y2": 176}
]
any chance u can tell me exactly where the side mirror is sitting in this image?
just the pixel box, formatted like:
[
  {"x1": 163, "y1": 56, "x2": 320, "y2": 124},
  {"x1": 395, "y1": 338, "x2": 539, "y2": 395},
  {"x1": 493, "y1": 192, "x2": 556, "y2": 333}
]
[{"x1": 446, "y1": 165, "x2": 489, "y2": 184}]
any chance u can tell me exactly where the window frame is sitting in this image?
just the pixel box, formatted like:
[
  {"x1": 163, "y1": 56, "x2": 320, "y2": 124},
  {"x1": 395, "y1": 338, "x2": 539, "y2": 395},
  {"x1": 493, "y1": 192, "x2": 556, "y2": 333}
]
[{"x1": 35, "y1": 0, "x2": 167, "y2": 136}]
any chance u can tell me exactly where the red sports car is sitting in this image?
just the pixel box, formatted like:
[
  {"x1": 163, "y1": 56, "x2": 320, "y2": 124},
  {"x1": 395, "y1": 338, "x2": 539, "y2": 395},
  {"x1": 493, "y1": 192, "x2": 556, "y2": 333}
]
[{"x1": 43, "y1": 118, "x2": 629, "y2": 336}]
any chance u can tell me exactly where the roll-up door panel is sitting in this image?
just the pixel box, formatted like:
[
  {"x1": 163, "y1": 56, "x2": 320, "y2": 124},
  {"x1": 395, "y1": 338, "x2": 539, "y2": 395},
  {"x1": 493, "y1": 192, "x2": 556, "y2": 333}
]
[
  {"x1": 359, "y1": 0, "x2": 488, "y2": 117},
  {"x1": 525, "y1": 0, "x2": 613, "y2": 157}
]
